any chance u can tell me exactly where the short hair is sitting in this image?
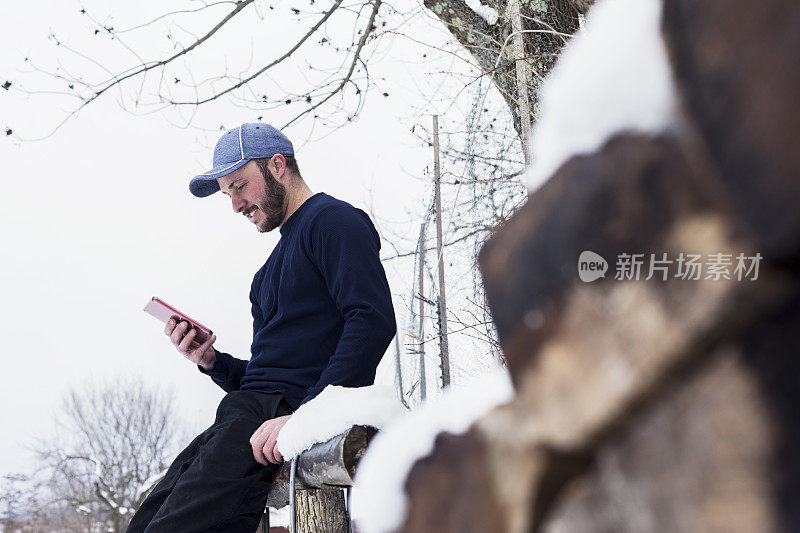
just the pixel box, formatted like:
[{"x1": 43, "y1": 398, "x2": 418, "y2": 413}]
[
  {"x1": 284, "y1": 156, "x2": 300, "y2": 176},
  {"x1": 253, "y1": 156, "x2": 300, "y2": 180}
]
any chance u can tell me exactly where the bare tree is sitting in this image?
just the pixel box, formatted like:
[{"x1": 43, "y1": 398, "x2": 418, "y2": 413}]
[
  {"x1": 0, "y1": 473, "x2": 63, "y2": 532},
  {"x1": 7, "y1": 0, "x2": 587, "y2": 138},
  {"x1": 14, "y1": 378, "x2": 185, "y2": 533}
]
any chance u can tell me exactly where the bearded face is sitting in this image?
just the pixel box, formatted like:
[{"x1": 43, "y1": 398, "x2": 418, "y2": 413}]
[{"x1": 254, "y1": 165, "x2": 288, "y2": 233}]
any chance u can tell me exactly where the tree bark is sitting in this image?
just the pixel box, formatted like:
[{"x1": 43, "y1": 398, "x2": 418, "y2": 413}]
[
  {"x1": 295, "y1": 488, "x2": 348, "y2": 533},
  {"x1": 422, "y1": 0, "x2": 584, "y2": 137},
  {"x1": 432, "y1": 115, "x2": 451, "y2": 388}
]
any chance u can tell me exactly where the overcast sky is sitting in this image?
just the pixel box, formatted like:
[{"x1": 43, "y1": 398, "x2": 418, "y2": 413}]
[{"x1": 0, "y1": 0, "x2": 484, "y2": 477}]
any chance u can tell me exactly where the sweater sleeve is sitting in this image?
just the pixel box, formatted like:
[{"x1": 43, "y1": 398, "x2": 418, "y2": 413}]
[
  {"x1": 198, "y1": 348, "x2": 248, "y2": 392},
  {"x1": 299, "y1": 205, "x2": 396, "y2": 406}
]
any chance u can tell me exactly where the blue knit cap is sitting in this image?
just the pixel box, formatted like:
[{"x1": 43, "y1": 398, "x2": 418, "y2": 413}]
[{"x1": 190, "y1": 123, "x2": 294, "y2": 197}]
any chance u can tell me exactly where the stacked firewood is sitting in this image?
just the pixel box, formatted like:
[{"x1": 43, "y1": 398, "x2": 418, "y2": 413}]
[{"x1": 401, "y1": 0, "x2": 800, "y2": 531}]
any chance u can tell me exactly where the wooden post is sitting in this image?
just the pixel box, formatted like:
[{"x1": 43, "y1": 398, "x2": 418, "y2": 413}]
[
  {"x1": 257, "y1": 511, "x2": 268, "y2": 533},
  {"x1": 417, "y1": 221, "x2": 428, "y2": 401},
  {"x1": 394, "y1": 333, "x2": 409, "y2": 409},
  {"x1": 432, "y1": 115, "x2": 451, "y2": 388},
  {"x1": 296, "y1": 489, "x2": 348, "y2": 533},
  {"x1": 509, "y1": 0, "x2": 531, "y2": 166},
  {"x1": 265, "y1": 425, "x2": 378, "y2": 531}
]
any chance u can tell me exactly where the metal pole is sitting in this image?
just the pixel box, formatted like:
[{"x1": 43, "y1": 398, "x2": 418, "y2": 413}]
[
  {"x1": 417, "y1": 221, "x2": 428, "y2": 401},
  {"x1": 394, "y1": 333, "x2": 409, "y2": 408},
  {"x1": 289, "y1": 458, "x2": 297, "y2": 532},
  {"x1": 346, "y1": 487, "x2": 353, "y2": 533},
  {"x1": 432, "y1": 115, "x2": 451, "y2": 388}
]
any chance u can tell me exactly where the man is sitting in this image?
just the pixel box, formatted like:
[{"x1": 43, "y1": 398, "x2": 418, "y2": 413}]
[{"x1": 127, "y1": 123, "x2": 396, "y2": 532}]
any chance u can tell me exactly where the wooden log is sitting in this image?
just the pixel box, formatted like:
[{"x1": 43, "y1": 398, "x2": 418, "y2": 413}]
[
  {"x1": 398, "y1": 0, "x2": 800, "y2": 526},
  {"x1": 400, "y1": 114, "x2": 800, "y2": 529},
  {"x1": 295, "y1": 488, "x2": 348, "y2": 533},
  {"x1": 266, "y1": 425, "x2": 377, "y2": 508},
  {"x1": 662, "y1": 0, "x2": 800, "y2": 254}
]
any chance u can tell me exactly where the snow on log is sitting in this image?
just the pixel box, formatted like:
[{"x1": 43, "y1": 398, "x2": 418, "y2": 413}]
[
  {"x1": 527, "y1": 0, "x2": 678, "y2": 191},
  {"x1": 351, "y1": 366, "x2": 513, "y2": 533},
  {"x1": 277, "y1": 384, "x2": 404, "y2": 460},
  {"x1": 464, "y1": 0, "x2": 498, "y2": 25},
  {"x1": 267, "y1": 424, "x2": 378, "y2": 508}
]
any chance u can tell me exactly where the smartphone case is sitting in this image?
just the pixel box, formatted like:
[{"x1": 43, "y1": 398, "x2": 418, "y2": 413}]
[{"x1": 143, "y1": 297, "x2": 213, "y2": 344}]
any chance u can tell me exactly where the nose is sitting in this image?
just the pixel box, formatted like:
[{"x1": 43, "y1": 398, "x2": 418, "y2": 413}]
[{"x1": 231, "y1": 196, "x2": 246, "y2": 213}]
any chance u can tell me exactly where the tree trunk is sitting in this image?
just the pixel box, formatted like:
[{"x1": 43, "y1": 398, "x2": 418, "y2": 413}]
[
  {"x1": 295, "y1": 488, "x2": 348, "y2": 533},
  {"x1": 422, "y1": 0, "x2": 584, "y2": 137},
  {"x1": 432, "y1": 115, "x2": 451, "y2": 388}
]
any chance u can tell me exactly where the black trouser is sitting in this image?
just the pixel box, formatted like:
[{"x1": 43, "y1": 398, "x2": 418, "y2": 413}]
[{"x1": 127, "y1": 391, "x2": 292, "y2": 533}]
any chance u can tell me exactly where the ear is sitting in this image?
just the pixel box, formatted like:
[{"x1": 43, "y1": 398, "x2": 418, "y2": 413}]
[{"x1": 270, "y1": 154, "x2": 288, "y2": 181}]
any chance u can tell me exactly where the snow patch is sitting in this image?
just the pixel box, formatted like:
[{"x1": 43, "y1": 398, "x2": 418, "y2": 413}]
[
  {"x1": 465, "y1": 0, "x2": 499, "y2": 25},
  {"x1": 527, "y1": 0, "x2": 678, "y2": 191},
  {"x1": 351, "y1": 365, "x2": 514, "y2": 533},
  {"x1": 269, "y1": 506, "x2": 290, "y2": 527},
  {"x1": 276, "y1": 385, "x2": 405, "y2": 460},
  {"x1": 135, "y1": 470, "x2": 166, "y2": 501},
  {"x1": 98, "y1": 488, "x2": 118, "y2": 509},
  {"x1": 88, "y1": 456, "x2": 102, "y2": 479}
]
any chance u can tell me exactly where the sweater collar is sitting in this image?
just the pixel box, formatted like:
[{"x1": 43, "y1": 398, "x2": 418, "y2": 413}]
[{"x1": 280, "y1": 192, "x2": 324, "y2": 235}]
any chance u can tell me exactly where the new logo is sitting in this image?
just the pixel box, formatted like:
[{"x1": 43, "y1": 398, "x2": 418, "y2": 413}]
[{"x1": 578, "y1": 251, "x2": 608, "y2": 282}]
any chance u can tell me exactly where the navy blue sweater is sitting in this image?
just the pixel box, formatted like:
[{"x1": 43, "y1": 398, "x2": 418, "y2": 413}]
[{"x1": 202, "y1": 193, "x2": 396, "y2": 409}]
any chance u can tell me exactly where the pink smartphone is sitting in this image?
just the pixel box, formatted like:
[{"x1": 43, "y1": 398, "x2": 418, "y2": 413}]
[{"x1": 143, "y1": 297, "x2": 213, "y2": 344}]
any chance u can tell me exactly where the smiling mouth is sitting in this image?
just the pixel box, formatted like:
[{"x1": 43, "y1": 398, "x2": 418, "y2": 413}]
[{"x1": 244, "y1": 206, "x2": 258, "y2": 220}]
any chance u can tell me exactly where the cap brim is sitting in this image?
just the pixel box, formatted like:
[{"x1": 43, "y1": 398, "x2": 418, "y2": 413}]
[{"x1": 189, "y1": 159, "x2": 249, "y2": 197}]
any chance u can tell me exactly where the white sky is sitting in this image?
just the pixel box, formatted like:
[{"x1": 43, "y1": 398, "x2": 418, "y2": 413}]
[{"x1": 0, "y1": 0, "x2": 480, "y2": 476}]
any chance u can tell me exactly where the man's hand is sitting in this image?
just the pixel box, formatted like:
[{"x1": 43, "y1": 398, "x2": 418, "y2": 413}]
[
  {"x1": 250, "y1": 415, "x2": 291, "y2": 465},
  {"x1": 165, "y1": 319, "x2": 217, "y2": 370}
]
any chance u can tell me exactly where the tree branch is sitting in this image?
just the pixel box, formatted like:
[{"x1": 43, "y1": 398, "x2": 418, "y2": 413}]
[
  {"x1": 282, "y1": 0, "x2": 382, "y2": 128},
  {"x1": 168, "y1": 0, "x2": 346, "y2": 106}
]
